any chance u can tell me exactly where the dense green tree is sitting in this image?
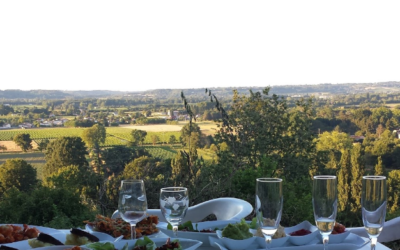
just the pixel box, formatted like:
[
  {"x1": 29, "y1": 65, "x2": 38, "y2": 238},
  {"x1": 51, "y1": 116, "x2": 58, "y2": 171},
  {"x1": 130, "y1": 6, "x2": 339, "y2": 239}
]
[
  {"x1": 388, "y1": 170, "x2": 400, "y2": 214},
  {"x1": 0, "y1": 159, "x2": 38, "y2": 193},
  {"x1": 38, "y1": 139, "x2": 50, "y2": 152},
  {"x1": 123, "y1": 156, "x2": 171, "y2": 208},
  {"x1": 13, "y1": 133, "x2": 33, "y2": 152},
  {"x1": 0, "y1": 104, "x2": 14, "y2": 115},
  {"x1": 337, "y1": 150, "x2": 351, "y2": 215},
  {"x1": 375, "y1": 156, "x2": 385, "y2": 176},
  {"x1": 130, "y1": 129, "x2": 147, "y2": 146},
  {"x1": 168, "y1": 135, "x2": 177, "y2": 145},
  {"x1": 0, "y1": 186, "x2": 96, "y2": 228},
  {"x1": 180, "y1": 123, "x2": 202, "y2": 148},
  {"x1": 350, "y1": 143, "x2": 364, "y2": 213},
  {"x1": 100, "y1": 146, "x2": 148, "y2": 177},
  {"x1": 82, "y1": 124, "x2": 106, "y2": 149},
  {"x1": 316, "y1": 131, "x2": 353, "y2": 153},
  {"x1": 44, "y1": 137, "x2": 88, "y2": 178},
  {"x1": 150, "y1": 134, "x2": 159, "y2": 145}
]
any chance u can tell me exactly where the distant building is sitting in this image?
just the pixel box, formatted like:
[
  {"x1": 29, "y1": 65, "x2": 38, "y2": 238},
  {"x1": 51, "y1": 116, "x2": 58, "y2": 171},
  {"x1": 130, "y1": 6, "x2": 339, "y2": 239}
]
[
  {"x1": 393, "y1": 129, "x2": 400, "y2": 139},
  {"x1": 350, "y1": 135, "x2": 365, "y2": 143}
]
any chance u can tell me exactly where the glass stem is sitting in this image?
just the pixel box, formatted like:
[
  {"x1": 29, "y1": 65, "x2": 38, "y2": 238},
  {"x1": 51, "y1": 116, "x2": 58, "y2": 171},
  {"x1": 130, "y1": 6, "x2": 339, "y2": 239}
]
[
  {"x1": 322, "y1": 235, "x2": 329, "y2": 250},
  {"x1": 130, "y1": 224, "x2": 136, "y2": 240},
  {"x1": 370, "y1": 237, "x2": 377, "y2": 250},
  {"x1": 173, "y1": 225, "x2": 178, "y2": 237},
  {"x1": 264, "y1": 235, "x2": 272, "y2": 249}
]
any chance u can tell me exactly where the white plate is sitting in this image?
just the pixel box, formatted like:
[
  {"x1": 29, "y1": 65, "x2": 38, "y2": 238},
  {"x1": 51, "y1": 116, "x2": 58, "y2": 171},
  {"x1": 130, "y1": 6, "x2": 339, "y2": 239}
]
[
  {"x1": 1, "y1": 233, "x2": 67, "y2": 250},
  {"x1": 211, "y1": 233, "x2": 370, "y2": 250},
  {"x1": 1, "y1": 231, "x2": 113, "y2": 250},
  {"x1": 157, "y1": 220, "x2": 239, "y2": 246},
  {"x1": 34, "y1": 246, "x2": 91, "y2": 250},
  {"x1": 285, "y1": 220, "x2": 319, "y2": 246},
  {"x1": 113, "y1": 237, "x2": 202, "y2": 250}
]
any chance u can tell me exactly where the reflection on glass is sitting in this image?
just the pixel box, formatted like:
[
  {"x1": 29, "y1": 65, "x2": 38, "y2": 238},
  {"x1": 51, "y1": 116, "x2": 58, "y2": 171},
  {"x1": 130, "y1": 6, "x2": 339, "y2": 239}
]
[{"x1": 362, "y1": 176, "x2": 387, "y2": 250}]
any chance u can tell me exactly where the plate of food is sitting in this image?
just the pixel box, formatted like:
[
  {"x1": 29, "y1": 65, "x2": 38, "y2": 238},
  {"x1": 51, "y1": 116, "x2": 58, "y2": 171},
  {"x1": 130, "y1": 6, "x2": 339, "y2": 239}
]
[
  {"x1": 109, "y1": 236, "x2": 202, "y2": 250},
  {"x1": 84, "y1": 214, "x2": 159, "y2": 239},
  {"x1": 1, "y1": 228, "x2": 113, "y2": 250},
  {"x1": 211, "y1": 232, "x2": 369, "y2": 250},
  {"x1": 157, "y1": 219, "x2": 239, "y2": 246},
  {"x1": 0, "y1": 224, "x2": 61, "y2": 245}
]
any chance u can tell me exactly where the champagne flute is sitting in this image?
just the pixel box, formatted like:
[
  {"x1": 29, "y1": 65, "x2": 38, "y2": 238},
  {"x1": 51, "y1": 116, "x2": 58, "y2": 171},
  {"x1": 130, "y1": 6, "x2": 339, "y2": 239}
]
[
  {"x1": 362, "y1": 176, "x2": 387, "y2": 250},
  {"x1": 160, "y1": 187, "x2": 189, "y2": 237},
  {"x1": 255, "y1": 178, "x2": 283, "y2": 249},
  {"x1": 312, "y1": 175, "x2": 337, "y2": 250},
  {"x1": 118, "y1": 180, "x2": 148, "y2": 240}
]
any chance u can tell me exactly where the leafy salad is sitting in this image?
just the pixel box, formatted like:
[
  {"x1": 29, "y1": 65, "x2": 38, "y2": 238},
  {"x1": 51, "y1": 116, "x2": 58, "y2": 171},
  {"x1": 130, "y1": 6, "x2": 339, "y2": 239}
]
[
  {"x1": 85, "y1": 237, "x2": 182, "y2": 250},
  {"x1": 167, "y1": 218, "x2": 258, "y2": 233}
]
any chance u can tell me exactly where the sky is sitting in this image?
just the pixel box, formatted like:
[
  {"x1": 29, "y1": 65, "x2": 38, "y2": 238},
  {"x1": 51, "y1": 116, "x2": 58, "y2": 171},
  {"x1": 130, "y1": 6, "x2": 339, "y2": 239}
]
[{"x1": 1, "y1": 0, "x2": 400, "y2": 92}]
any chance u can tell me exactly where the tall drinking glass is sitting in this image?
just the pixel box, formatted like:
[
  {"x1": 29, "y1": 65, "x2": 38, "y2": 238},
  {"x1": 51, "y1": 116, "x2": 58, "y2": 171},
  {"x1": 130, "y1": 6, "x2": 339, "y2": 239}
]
[
  {"x1": 118, "y1": 180, "x2": 148, "y2": 239},
  {"x1": 362, "y1": 176, "x2": 387, "y2": 250},
  {"x1": 312, "y1": 175, "x2": 337, "y2": 250},
  {"x1": 160, "y1": 187, "x2": 189, "y2": 237},
  {"x1": 255, "y1": 178, "x2": 283, "y2": 249}
]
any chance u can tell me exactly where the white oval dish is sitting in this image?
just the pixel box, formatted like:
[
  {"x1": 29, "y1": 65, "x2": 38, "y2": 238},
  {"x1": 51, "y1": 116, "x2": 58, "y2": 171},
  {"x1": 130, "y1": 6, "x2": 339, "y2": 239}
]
[
  {"x1": 113, "y1": 237, "x2": 202, "y2": 250},
  {"x1": 158, "y1": 220, "x2": 238, "y2": 246}
]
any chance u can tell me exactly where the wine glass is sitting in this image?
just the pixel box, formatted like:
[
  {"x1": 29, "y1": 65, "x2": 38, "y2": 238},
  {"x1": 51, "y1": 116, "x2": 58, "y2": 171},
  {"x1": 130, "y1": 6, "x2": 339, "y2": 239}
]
[
  {"x1": 255, "y1": 178, "x2": 283, "y2": 249},
  {"x1": 118, "y1": 180, "x2": 148, "y2": 240},
  {"x1": 312, "y1": 175, "x2": 337, "y2": 250},
  {"x1": 362, "y1": 176, "x2": 387, "y2": 250},
  {"x1": 160, "y1": 187, "x2": 189, "y2": 237}
]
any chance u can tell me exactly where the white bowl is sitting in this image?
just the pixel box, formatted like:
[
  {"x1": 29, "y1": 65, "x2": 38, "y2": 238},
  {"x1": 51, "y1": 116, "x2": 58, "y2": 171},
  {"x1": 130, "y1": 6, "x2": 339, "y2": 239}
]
[
  {"x1": 255, "y1": 234, "x2": 289, "y2": 248},
  {"x1": 216, "y1": 230, "x2": 256, "y2": 250},
  {"x1": 285, "y1": 220, "x2": 319, "y2": 246},
  {"x1": 319, "y1": 230, "x2": 351, "y2": 244}
]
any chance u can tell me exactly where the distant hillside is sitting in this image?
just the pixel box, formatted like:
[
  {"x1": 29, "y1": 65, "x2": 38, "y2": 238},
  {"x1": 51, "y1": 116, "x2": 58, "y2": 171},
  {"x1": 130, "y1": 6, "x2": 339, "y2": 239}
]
[{"x1": 1, "y1": 81, "x2": 400, "y2": 100}]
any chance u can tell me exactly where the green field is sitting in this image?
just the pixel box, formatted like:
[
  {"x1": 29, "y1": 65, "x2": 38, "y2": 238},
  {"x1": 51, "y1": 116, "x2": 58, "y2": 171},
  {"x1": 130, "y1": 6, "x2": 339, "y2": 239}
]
[
  {"x1": 0, "y1": 152, "x2": 46, "y2": 179},
  {"x1": 0, "y1": 127, "x2": 181, "y2": 147}
]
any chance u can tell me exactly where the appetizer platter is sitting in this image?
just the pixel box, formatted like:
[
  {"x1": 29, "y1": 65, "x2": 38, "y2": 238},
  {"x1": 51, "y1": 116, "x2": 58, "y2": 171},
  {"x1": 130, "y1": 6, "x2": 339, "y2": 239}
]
[{"x1": 84, "y1": 215, "x2": 159, "y2": 239}]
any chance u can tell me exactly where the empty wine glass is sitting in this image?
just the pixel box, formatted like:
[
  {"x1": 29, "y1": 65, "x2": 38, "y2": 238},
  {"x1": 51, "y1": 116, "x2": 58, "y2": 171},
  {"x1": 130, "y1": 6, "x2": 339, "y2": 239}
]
[
  {"x1": 255, "y1": 178, "x2": 283, "y2": 249},
  {"x1": 312, "y1": 175, "x2": 337, "y2": 250},
  {"x1": 362, "y1": 176, "x2": 387, "y2": 250},
  {"x1": 160, "y1": 187, "x2": 189, "y2": 237},
  {"x1": 118, "y1": 180, "x2": 148, "y2": 239}
]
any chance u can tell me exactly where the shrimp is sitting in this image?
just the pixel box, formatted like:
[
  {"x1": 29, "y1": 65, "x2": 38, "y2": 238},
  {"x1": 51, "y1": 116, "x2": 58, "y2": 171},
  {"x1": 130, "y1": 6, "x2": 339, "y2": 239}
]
[
  {"x1": 0, "y1": 225, "x2": 13, "y2": 236},
  {"x1": 0, "y1": 233, "x2": 6, "y2": 243},
  {"x1": 24, "y1": 227, "x2": 40, "y2": 238}
]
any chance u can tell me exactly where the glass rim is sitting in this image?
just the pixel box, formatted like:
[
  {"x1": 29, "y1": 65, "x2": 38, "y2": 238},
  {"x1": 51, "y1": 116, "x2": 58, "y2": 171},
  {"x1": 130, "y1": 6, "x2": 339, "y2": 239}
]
[
  {"x1": 121, "y1": 179, "x2": 144, "y2": 183},
  {"x1": 160, "y1": 187, "x2": 188, "y2": 192},
  {"x1": 256, "y1": 178, "x2": 282, "y2": 182},
  {"x1": 313, "y1": 175, "x2": 337, "y2": 180},
  {"x1": 363, "y1": 176, "x2": 386, "y2": 180}
]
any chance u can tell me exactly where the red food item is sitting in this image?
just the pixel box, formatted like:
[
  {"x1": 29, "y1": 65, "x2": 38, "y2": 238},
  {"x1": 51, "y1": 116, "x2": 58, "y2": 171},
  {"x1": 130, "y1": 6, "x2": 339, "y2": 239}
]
[
  {"x1": 332, "y1": 222, "x2": 346, "y2": 234},
  {"x1": 290, "y1": 229, "x2": 312, "y2": 236}
]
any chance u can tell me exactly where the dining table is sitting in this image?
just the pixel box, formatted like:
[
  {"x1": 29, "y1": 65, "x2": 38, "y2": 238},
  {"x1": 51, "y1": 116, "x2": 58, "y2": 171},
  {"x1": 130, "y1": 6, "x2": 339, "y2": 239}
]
[{"x1": 55, "y1": 229, "x2": 390, "y2": 250}]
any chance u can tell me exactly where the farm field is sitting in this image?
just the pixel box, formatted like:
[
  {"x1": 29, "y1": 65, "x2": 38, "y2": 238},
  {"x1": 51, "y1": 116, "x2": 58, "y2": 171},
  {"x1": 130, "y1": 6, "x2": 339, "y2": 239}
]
[{"x1": 0, "y1": 152, "x2": 45, "y2": 179}]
